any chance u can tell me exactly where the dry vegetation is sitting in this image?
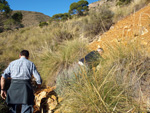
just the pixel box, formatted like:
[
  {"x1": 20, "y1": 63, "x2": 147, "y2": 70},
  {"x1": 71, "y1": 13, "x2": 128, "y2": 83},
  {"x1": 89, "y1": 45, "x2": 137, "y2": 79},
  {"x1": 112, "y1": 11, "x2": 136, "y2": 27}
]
[
  {"x1": 56, "y1": 40, "x2": 150, "y2": 112},
  {"x1": 12, "y1": 10, "x2": 51, "y2": 27},
  {"x1": 0, "y1": 0, "x2": 150, "y2": 112}
]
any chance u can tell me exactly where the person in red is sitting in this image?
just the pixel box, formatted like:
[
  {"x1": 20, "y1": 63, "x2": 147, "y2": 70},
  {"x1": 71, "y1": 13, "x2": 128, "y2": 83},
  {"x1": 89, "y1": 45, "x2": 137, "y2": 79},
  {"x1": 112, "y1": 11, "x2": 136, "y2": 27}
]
[{"x1": 1, "y1": 50, "x2": 42, "y2": 113}]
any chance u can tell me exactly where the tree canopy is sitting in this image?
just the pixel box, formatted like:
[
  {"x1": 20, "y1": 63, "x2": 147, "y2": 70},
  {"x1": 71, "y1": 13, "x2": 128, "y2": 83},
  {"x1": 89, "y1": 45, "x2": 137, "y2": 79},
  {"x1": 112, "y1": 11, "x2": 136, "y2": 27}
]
[
  {"x1": 69, "y1": 0, "x2": 89, "y2": 16},
  {"x1": 0, "y1": 0, "x2": 11, "y2": 15},
  {"x1": 0, "y1": 1, "x2": 24, "y2": 32},
  {"x1": 50, "y1": 13, "x2": 69, "y2": 22}
]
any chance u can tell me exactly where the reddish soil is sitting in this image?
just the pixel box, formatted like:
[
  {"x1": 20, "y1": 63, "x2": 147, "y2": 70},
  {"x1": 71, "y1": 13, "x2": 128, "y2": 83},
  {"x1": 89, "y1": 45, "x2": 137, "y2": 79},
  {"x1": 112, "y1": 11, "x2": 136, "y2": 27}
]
[{"x1": 89, "y1": 5, "x2": 150, "y2": 52}]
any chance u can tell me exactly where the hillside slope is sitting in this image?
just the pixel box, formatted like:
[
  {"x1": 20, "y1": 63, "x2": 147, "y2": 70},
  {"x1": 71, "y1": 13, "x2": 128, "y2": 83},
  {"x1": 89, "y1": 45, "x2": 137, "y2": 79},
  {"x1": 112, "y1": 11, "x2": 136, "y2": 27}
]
[
  {"x1": 89, "y1": 4, "x2": 150, "y2": 110},
  {"x1": 13, "y1": 10, "x2": 51, "y2": 27},
  {"x1": 0, "y1": 2, "x2": 150, "y2": 113},
  {"x1": 89, "y1": 4, "x2": 150, "y2": 52},
  {"x1": 34, "y1": 4, "x2": 150, "y2": 113}
]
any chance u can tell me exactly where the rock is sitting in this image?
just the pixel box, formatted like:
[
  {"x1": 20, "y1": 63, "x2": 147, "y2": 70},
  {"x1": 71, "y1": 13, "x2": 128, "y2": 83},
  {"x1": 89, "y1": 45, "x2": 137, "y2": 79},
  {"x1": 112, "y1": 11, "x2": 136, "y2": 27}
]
[
  {"x1": 34, "y1": 86, "x2": 58, "y2": 113},
  {"x1": 141, "y1": 27, "x2": 148, "y2": 35},
  {"x1": 35, "y1": 91, "x2": 47, "y2": 107}
]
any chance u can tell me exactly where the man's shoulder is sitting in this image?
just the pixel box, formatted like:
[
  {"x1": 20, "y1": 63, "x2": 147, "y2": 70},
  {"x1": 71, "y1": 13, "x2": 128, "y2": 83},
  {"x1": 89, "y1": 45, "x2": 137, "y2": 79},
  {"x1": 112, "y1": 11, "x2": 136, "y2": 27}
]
[
  {"x1": 11, "y1": 58, "x2": 34, "y2": 64},
  {"x1": 10, "y1": 59, "x2": 20, "y2": 64},
  {"x1": 24, "y1": 59, "x2": 34, "y2": 65}
]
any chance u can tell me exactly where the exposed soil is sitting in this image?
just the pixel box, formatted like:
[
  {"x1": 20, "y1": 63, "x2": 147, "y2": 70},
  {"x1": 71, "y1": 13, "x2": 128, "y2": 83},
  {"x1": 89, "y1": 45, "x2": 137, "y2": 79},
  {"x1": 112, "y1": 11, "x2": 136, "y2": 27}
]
[
  {"x1": 89, "y1": 4, "x2": 150, "y2": 110},
  {"x1": 89, "y1": 4, "x2": 150, "y2": 52}
]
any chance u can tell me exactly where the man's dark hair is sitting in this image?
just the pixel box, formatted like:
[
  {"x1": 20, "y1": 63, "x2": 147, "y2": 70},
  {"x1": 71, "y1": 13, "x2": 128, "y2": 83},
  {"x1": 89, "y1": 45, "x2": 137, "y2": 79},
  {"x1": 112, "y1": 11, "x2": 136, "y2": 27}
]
[{"x1": 20, "y1": 50, "x2": 29, "y2": 58}]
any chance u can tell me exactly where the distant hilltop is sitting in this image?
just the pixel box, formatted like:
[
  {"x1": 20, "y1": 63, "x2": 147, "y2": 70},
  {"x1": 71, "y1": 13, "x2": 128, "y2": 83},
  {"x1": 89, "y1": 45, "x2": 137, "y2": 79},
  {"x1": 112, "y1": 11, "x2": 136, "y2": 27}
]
[{"x1": 12, "y1": 10, "x2": 51, "y2": 27}]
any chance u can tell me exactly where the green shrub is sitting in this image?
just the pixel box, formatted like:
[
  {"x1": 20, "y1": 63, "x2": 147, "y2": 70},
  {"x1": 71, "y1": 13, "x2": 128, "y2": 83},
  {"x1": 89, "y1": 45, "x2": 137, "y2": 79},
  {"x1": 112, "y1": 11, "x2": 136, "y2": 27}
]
[
  {"x1": 39, "y1": 21, "x2": 48, "y2": 28},
  {"x1": 12, "y1": 12, "x2": 23, "y2": 23},
  {"x1": 3, "y1": 18, "x2": 15, "y2": 30},
  {"x1": 83, "y1": 5, "x2": 114, "y2": 39},
  {"x1": 116, "y1": 0, "x2": 131, "y2": 6}
]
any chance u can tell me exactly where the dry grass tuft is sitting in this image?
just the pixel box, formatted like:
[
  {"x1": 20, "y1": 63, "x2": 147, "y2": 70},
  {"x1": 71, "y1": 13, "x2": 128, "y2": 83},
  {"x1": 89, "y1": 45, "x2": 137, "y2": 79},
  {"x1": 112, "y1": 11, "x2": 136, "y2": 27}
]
[{"x1": 56, "y1": 40, "x2": 150, "y2": 112}]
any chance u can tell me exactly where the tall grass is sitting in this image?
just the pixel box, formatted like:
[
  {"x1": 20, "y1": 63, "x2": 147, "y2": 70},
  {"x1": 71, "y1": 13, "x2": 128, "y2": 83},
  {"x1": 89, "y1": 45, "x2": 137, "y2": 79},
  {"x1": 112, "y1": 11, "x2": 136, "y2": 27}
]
[
  {"x1": 0, "y1": 0, "x2": 149, "y2": 87},
  {"x1": 38, "y1": 38, "x2": 89, "y2": 86},
  {"x1": 0, "y1": 5, "x2": 114, "y2": 86},
  {"x1": 56, "y1": 40, "x2": 150, "y2": 112},
  {"x1": 0, "y1": 0, "x2": 149, "y2": 112}
]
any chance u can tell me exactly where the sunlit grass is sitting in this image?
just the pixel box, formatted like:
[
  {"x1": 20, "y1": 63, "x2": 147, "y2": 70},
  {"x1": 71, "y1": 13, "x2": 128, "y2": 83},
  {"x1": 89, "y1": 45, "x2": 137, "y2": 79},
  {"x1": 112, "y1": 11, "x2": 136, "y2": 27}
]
[
  {"x1": 39, "y1": 38, "x2": 88, "y2": 86},
  {"x1": 0, "y1": 1, "x2": 150, "y2": 112},
  {"x1": 56, "y1": 40, "x2": 150, "y2": 112}
]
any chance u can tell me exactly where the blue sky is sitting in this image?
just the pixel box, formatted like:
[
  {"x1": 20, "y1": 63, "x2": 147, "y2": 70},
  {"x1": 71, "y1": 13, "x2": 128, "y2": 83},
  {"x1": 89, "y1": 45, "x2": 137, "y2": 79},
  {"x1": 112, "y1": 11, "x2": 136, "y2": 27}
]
[{"x1": 7, "y1": 0, "x2": 99, "y2": 17}]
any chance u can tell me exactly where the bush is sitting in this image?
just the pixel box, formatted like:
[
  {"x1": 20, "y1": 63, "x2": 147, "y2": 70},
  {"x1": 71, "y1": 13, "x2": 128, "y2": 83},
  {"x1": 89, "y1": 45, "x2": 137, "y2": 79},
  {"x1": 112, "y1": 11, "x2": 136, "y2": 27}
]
[
  {"x1": 12, "y1": 12, "x2": 23, "y2": 23},
  {"x1": 3, "y1": 18, "x2": 23, "y2": 30},
  {"x1": 82, "y1": 5, "x2": 114, "y2": 39},
  {"x1": 3, "y1": 18, "x2": 15, "y2": 30},
  {"x1": 116, "y1": 0, "x2": 131, "y2": 6},
  {"x1": 39, "y1": 21, "x2": 48, "y2": 28},
  {"x1": 56, "y1": 63, "x2": 82, "y2": 94},
  {"x1": 52, "y1": 29, "x2": 73, "y2": 43}
]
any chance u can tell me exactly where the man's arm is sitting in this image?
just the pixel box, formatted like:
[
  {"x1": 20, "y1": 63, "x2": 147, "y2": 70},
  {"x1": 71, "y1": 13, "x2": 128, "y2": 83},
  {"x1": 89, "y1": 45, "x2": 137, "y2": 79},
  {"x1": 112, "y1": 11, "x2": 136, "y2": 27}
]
[
  {"x1": 0, "y1": 63, "x2": 11, "y2": 99},
  {"x1": 1, "y1": 76, "x2": 7, "y2": 99},
  {"x1": 32, "y1": 63, "x2": 42, "y2": 85}
]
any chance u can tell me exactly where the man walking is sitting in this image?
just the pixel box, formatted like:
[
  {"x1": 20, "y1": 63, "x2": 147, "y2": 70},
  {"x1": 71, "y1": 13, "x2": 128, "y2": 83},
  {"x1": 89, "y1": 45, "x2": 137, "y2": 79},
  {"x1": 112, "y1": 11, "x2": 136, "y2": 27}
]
[{"x1": 1, "y1": 50, "x2": 42, "y2": 113}]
